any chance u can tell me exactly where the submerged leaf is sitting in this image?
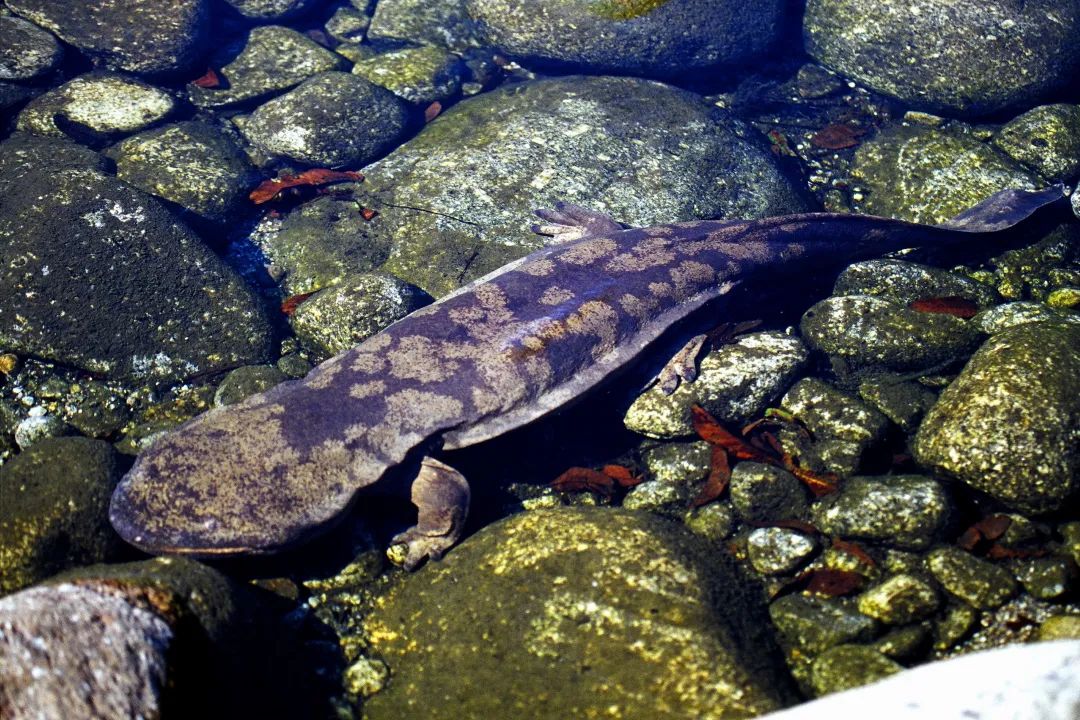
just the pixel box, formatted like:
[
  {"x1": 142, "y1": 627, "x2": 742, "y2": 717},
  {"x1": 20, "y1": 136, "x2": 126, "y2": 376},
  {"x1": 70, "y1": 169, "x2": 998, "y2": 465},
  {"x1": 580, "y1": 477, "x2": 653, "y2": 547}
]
[
  {"x1": 250, "y1": 169, "x2": 364, "y2": 205},
  {"x1": 909, "y1": 296, "x2": 979, "y2": 319}
]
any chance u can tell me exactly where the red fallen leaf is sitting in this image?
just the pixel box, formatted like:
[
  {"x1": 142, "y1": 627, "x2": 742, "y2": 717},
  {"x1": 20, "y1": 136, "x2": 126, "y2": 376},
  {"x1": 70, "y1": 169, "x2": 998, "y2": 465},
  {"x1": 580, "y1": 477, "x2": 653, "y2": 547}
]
[
  {"x1": 831, "y1": 538, "x2": 876, "y2": 567},
  {"x1": 692, "y1": 446, "x2": 730, "y2": 508},
  {"x1": 909, "y1": 296, "x2": 979, "y2": 319},
  {"x1": 250, "y1": 169, "x2": 364, "y2": 205},
  {"x1": 191, "y1": 67, "x2": 221, "y2": 89},
  {"x1": 551, "y1": 467, "x2": 615, "y2": 496},
  {"x1": 424, "y1": 101, "x2": 442, "y2": 123},
  {"x1": 781, "y1": 569, "x2": 865, "y2": 598},
  {"x1": 280, "y1": 290, "x2": 317, "y2": 316},
  {"x1": 957, "y1": 514, "x2": 1013, "y2": 551},
  {"x1": 985, "y1": 543, "x2": 1048, "y2": 560},
  {"x1": 691, "y1": 405, "x2": 773, "y2": 464},
  {"x1": 359, "y1": 207, "x2": 378, "y2": 221},
  {"x1": 788, "y1": 464, "x2": 840, "y2": 497},
  {"x1": 810, "y1": 124, "x2": 866, "y2": 150},
  {"x1": 600, "y1": 464, "x2": 644, "y2": 488}
]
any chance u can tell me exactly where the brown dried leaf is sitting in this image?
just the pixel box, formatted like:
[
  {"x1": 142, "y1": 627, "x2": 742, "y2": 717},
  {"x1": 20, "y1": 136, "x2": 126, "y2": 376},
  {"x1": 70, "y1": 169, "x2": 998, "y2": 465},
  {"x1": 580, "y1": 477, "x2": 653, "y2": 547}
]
[
  {"x1": 810, "y1": 124, "x2": 865, "y2": 150},
  {"x1": 691, "y1": 447, "x2": 730, "y2": 508},
  {"x1": 601, "y1": 464, "x2": 643, "y2": 488},
  {"x1": 250, "y1": 169, "x2": 364, "y2": 205},
  {"x1": 909, "y1": 296, "x2": 979, "y2": 319},
  {"x1": 191, "y1": 67, "x2": 221, "y2": 89},
  {"x1": 551, "y1": 467, "x2": 615, "y2": 496},
  {"x1": 691, "y1": 405, "x2": 773, "y2": 463}
]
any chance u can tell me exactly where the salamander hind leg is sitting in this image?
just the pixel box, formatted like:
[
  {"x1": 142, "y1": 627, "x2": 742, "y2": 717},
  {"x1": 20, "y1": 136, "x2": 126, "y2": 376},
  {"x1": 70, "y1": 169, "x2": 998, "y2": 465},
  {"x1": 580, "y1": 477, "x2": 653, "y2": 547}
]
[
  {"x1": 531, "y1": 202, "x2": 625, "y2": 243},
  {"x1": 652, "y1": 333, "x2": 708, "y2": 395},
  {"x1": 387, "y1": 456, "x2": 471, "y2": 570}
]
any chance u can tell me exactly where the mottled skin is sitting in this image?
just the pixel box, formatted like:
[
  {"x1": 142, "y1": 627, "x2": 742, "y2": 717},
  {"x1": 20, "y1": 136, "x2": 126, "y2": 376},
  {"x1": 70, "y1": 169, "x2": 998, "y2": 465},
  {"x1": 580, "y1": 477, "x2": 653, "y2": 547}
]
[{"x1": 110, "y1": 186, "x2": 1067, "y2": 568}]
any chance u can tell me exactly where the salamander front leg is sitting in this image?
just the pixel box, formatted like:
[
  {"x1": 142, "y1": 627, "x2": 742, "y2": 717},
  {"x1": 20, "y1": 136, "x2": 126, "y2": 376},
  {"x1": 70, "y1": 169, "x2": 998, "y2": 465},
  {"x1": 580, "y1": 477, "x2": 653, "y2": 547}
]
[
  {"x1": 653, "y1": 333, "x2": 708, "y2": 394},
  {"x1": 531, "y1": 202, "x2": 625, "y2": 243},
  {"x1": 387, "y1": 456, "x2": 471, "y2": 570}
]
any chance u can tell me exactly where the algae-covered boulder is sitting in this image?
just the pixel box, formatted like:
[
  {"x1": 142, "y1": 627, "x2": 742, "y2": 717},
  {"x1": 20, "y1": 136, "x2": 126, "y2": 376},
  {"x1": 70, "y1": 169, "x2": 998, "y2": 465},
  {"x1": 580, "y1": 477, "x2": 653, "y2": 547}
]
[
  {"x1": 5, "y1": 0, "x2": 210, "y2": 77},
  {"x1": 359, "y1": 75, "x2": 810, "y2": 296},
  {"x1": 914, "y1": 322, "x2": 1080, "y2": 514},
  {"x1": 467, "y1": 0, "x2": 785, "y2": 78},
  {"x1": 362, "y1": 506, "x2": 797, "y2": 719},
  {"x1": 804, "y1": 0, "x2": 1080, "y2": 117},
  {"x1": 0, "y1": 167, "x2": 273, "y2": 382},
  {"x1": 851, "y1": 123, "x2": 1041, "y2": 224},
  {"x1": 0, "y1": 437, "x2": 125, "y2": 595}
]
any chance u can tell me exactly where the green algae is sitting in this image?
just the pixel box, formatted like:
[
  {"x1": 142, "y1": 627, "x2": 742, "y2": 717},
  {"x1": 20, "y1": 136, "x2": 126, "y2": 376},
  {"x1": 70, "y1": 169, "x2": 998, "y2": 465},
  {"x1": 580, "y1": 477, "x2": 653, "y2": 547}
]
[{"x1": 592, "y1": 0, "x2": 670, "y2": 21}]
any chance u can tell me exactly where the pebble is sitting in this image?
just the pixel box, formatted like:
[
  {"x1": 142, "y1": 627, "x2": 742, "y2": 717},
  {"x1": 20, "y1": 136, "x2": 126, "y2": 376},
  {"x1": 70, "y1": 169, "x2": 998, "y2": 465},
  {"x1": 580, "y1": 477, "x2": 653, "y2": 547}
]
[
  {"x1": 811, "y1": 475, "x2": 949, "y2": 550},
  {"x1": 625, "y1": 331, "x2": 809, "y2": 439},
  {"x1": 0, "y1": 15, "x2": 63, "y2": 81},
  {"x1": 729, "y1": 461, "x2": 808, "y2": 523},
  {"x1": 747, "y1": 527, "x2": 819, "y2": 576},
  {"x1": 856, "y1": 574, "x2": 940, "y2": 624},
  {"x1": 240, "y1": 71, "x2": 410, "y2": 168},
  {"x1": 351, "y1": 44, "x2": 464, "y2": 105},
  {"x1": 189, "y1": 25, "x2": 349, "y2": 109},
  {"x1": 991, "y1": 104, "x2": 1080, "y2": 181},
  {"x1": 927, "y1": 546, "x2": 1018, "y2": 610},
  {"x1": 17, "y1": 72, "x2": 175, "y2": 143},
  {"x1": 779, "y1": 379, "x2": 890, "y2": 476},
  {"x1": 809, "y1": 644, "x2": 903, "y2": 696}
]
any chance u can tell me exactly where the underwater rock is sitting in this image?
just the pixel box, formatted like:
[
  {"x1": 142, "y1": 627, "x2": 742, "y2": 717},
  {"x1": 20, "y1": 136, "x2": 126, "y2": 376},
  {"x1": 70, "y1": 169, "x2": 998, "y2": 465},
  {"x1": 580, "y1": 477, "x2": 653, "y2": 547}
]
[
  {"x1": 0, "y1": 167, "x2": 273, "y2": 382},
  {"x1": 625, "y1": 331, "x2": 809, "y2": 439},
  {"x1": 0, "y1": 437, "x2": 124, "y2": 595},
  {"x1": 729, "y1": 461, "x2": 808, "y2": 524},
  {"x1": 0, "y1": 16, "x2": 63, "y2": 81},
  {"x1": 747, "y1": 527, "x2": 818, "y2": 576},
  {"x1": 800, "y1": 294, "x2": 982, "y2": 373},
  {"x1": 927, "y1": 546, "x2": 1018, "y2": 610},
  {"x1": 851, "y1": 123, "x2": 1042, "y2": 224},
  {"x1": 833, "y1": 259, "x2": 1000, "y2": 309},
  {"x1": 856, "y1": 377, "x2": 938, "y2": 433},
  {"x1": 778, "y1": 379, "x2": 890, "y2": 476},
  {"x1": 289, "y1": 272, "x2": 433, "y2": 355},
  {"x1": 639, "y1": 439, "x2": 712, "y2": 487},
  {"x1": 111, "y1": 121, "x2": 260, "y2": 225},
  {"x1": 811, "y1": 475, "x2": 949, "y2": 550},
  {"x1": 974, "y1": 301, "x2": 1080, "y2": 335},
  {"x1": 17, "y1": 72, "x2": 176, "y2": 145},
  {"x1": 5, "y1": 0, "x2": 211, "y2": 77},
  {"x1": 223, "y1": 0, "x2": 327, "y2": 20},
  {"x1": 188, "y1": 25, "x2": 349, "y2": 109},
  {"x1": 804, "y1": 0, "x2": 1080, "y2": 117},
  {"x1": 214, "y1": 365, "x2": 288, "y2": 407},
  {"x1": 351, "y1": 45, "x2": 464, "y2": 105},
  {"x1": 358, "y1": 75, "x2": 811, "y2": 296},
  {"x1": 992, "y1": 104, "x2": 1080, "y2": 182},
  {"x1": 769, "y1": 593, "x2": 878, "y2": 655},
  {"x1": 0, "y1": 557, "x2": 294, "y2": 720},
  {"x1": 467, "y1": 0, "x2": 785, "y2": 78},
  {"x1": 367, "y1": 0, "x2": 477, "y2": 50},
  {"x1": 809, "y1": 644, "x2": 902, "y2": 696},
  {"x1": 757, "y1": 640, "x2": 1080, "y2": 720},
  {"x1": 0, "y1": 132, "x2": 107, "y2": 192},
  {"x1": 856, "y1": 574, "x2": 940, "y2": 625},
  {"x1": 362, "y1": 506, "x2": 798, "y2": 719},
  {"x1": 914, "y1": 321, "x2": 1080, "y2": 515},
  {"x1": 240, "y1": 71, "x2": 410, "y2": 168},
  {"x1": 324, "y1": 6, "x2": 370, "y2": 44}
]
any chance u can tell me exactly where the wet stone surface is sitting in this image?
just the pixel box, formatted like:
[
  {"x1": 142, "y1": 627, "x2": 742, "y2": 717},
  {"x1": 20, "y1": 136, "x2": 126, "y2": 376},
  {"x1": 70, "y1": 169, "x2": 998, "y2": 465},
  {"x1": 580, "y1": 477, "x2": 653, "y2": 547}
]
[
  {"x1": 0, "y1": 437, "x2": 124, "y2": 595},
  {"x1": 17, "y1": 72, "x2": 176, "y2": 144},
  {"x1": 0, "y1": 165, "x2": 273, "y2": 382},
  {"x1": 856, "y1": 574, "x2": 940, "y2": 625},
  {"x1": 914, "y1": 321, "x2": 1080, "y2": 515},
  {"x1": 289, "y1": 272, "x2": 433, "y2": 355},
  {"x1": 927, "y1": 546, "x2": 1018, "y2": 610},
  {"x1": 804, "y1": 0, "x2": 1080, "y2": 117},
  {"x1": 0, "y1": 15, "x2": 63, "y2": 81},
  {"x1": 992, "y1": 104, "x2": 1080, "y2": 182},
  {"x1": 361, "y1": 507, "x2": 798, "y2": 720},
  {"x1": 467, "y1": 0, "x2": 785, "y2": 78},
  {"x1": 240, "y1": 71, "x2": 411, "y2": 168},
  {"x1": 778, "y1": 379, "x2": 890, "y2": 476},
  {"x1": 351, "y1": 44, "x2": 464, "y2": 105},
  {"x1": 214, "y1": 365, "x2": 288, "y2": 406},
  {"x1": 729, "y1": 461, "x2": 808, "y2": 524},
  {"x1": 809, "y1": 644, "x2": 902, "y2": 696},
  {"x1": 188, "y1": 25, "x2": 349, "y2": 109},
  {"x1": 625, "y1": 331, "x2": 809, "y2": 439},
  {"x1": 747, "y1": 527, "x2": 819, "y2": 576},
  {"x1": 801, "y1": 294, "x2": 982, "y2": 374},
  {"x1": 110, "y1": 121, "x2": 260, "y2": 225},
  {"x1": 811, "y1": 476, "x2": 949, "y2": 550},
  {"x1": 367, "y1": 0, "x2": 477, "y2": 50},
  {"x1": 851, "y1": 123, "x2": 1041, "y2": 224},
  {"x1": 5, "y1": 0, "x2": 211, "y2": 76}
]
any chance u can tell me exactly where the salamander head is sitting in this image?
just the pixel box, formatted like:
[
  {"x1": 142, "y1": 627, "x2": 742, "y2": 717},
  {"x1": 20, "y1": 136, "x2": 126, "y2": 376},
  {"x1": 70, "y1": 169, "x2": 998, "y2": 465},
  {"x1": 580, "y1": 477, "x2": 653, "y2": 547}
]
[{"x1": 109, "y1": 399, "x2": 361, "y2": 557}]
